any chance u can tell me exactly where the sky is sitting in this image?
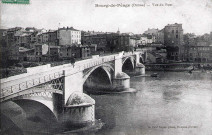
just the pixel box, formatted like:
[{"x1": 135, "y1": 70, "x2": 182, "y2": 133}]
[{"x1": 1, "y1": 0, "x2": 212, "y2": 35}]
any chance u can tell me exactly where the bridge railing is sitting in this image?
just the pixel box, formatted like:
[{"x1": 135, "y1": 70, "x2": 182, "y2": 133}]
[
  {"x1": 64, "y1": 50, "x2": 143, "y2": 74},
  {"x1": 0, "y1": 70, "x2": 64, "y2": 100},
  {"x1": 123, "y1": 50, "x2": 144, "y2": 57},
  {"x1": 76, "y1": 53, "x2": 116, "y2": 70}
]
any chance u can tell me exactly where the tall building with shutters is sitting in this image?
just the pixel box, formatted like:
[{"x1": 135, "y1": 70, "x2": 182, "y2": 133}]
[{"x1": 164, "y1": 23, "x2": 184, "y2": 61}]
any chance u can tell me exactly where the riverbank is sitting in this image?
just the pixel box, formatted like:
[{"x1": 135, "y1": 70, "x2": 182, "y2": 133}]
[{"x1": 145, "y1": 63, "x2": 212, "y2": 71}]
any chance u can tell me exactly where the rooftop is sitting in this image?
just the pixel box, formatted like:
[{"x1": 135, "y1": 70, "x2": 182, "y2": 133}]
[
  {"x1": 59, "y1": 27, "x2": 80, "y2": 31},
  {"x1": 165, "y1": 23, "x2": 182, "y2": 27}
]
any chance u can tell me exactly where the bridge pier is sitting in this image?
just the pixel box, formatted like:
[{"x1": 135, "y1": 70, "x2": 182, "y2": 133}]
[
  {"x1": 135, "y1": 63, "x2": 145, "y2": 75},
  {"x1": 62, "y1": 105, "x2": 95, "y2": 127},
  {"x1": 112, "y1": 72, "x2": 130, "y2": 91},
  {"x1": 61, "y1": 92, "x2": 95, "y2": 127},
  {"x1": 135, "y1": 53, "x2": 145, "y2": 75},
  {"x1": 113, "y1": 53, "x2": 131, "y2": 91}
]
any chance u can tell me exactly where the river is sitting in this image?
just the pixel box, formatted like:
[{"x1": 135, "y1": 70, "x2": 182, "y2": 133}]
[
  {"x1": 88, "y1": 71, "x2": 212, "y2": 135},
  {"x1": 1, "y1": 71, "x2": 212, "y2": 135}
]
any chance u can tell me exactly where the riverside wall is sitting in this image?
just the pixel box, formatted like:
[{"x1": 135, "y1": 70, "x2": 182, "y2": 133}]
[{"x1": 145, "y1": 63, "x2": 212, "y2": 71}]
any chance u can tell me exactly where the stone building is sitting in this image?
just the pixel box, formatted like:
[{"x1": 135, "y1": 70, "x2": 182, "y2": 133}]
[
  {"x1": 144, "y1": 28, "x2": 159, "y2": 35},
  {"x1": 183, "y1": 33, "x2": 212, "y2": 62},
  {"x1": 185, "y1": 45, "x2": 212, "y2": 62},
  {"x1": 117, "y1": 34, "x2": 131, "y2": 51},
  {"x1": 57, "y1": 27, "x2": 81, "y2": 46},
  {"x1": 59, "y1": 45, "x2": 96, "y2": 59},
  {"x1": 34, "y1": 44, "x2": 49, "y2": 61},
  {"x1": 18, "y1": 33, "x2": 31, "y2": 48},
  {"x1": 155, "y1": 29, "x2": 164, "y2": 44},
  {"x1": 19, "y1": 47, "x2": 35, "y2": 61},
  {"x1": 3, "y1": 27, "x2": 23, "y2": 60},
  {"x1": 48, "y1": 30, "x2": 58, "y2": 46},
  {"x1": 164, "y1": 23, "x2": 184, "y2": 61},
  {"x1": 82, "y1": 34, "x2": 107, "y2": 51},
  {"x1": 144, "y1": 28, "x2": 164, "y2": 44}
]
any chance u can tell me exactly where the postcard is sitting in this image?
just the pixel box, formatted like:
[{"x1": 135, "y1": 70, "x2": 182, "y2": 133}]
[{"x1": 0, "y1": 0, "x2": 212, "y2": 134}]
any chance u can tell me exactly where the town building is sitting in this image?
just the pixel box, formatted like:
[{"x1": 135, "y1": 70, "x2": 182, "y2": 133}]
[
  {"x1": 59, "y1": 45, "x2": 79, "y2": 59},
  {"x1": 117, "y1": 34, "x2": 131, "y2": 51},
  {"x1": 48, "y1": 30, "x2": 58, "y2": 46},
  {"x1": 57, "y1": 27, "x2": 81, "y2": 46},
  {"x1": 80, "y1": 45, "x2": 97, "y2": 58},
  {"x1": 164, "y1": 23, "x2": 184, "y2": 61},
  {"x1": 185, "y1": 45, "x2": 212, "y2": 62},
  {"x1": 19, "y1": 47, "x2": 35, "y2": 61},
  {"x1": 18, "y1": 33, "x2": 31, "y2": 48},
  {"x1": 4, "y1": 27, "x2": 22, "y2": 46},
  {"x1": 2, "y1": 27, "x2": 24, "y2": 60},
  {"x1": 155, "y1": 29, "x2": 164, "y2": 44},
  {"x1": 59, "y1": 45, "x2": 96, "y2": 59},
  {"x1": 34, "y1": 44, "x2": 60, "y2": 61},
  {"x1": 143, "y1": 28, "x2": 164, "y2": 44},
  {"x1": 82, "y1": 33, "x2": 107, "y2": 51},
  {"x1": 105, "y1": 33, "x2": 120, "y2": 52},
  {"x1": 34, "y1": 44, "x2": 49, "y2": 61},
  {"x1": 48, "y1": 46, "x2": 60, "y2": 61},
  {"x1": 137, "y1": 34, "x2": 156, "y2": 46},
  {"x1": 183, "y1": 33, "x2": 212, "y2": 62},
  {"x1": 144, "y1": 28, "x2": 159, "y2": 35}
]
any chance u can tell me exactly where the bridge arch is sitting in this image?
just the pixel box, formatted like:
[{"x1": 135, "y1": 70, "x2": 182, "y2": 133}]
[
  {"x1": 122, "y1": 56, "x2": 135, "y2": 71},
  {"x1": 83, "y1": 63, "x2": 114, "y2": 84},
  {"x1": 83, "y1": 63, "x2": 114, "y2": 93},
  {"x1": 12, "y1": 92, "x2": 63, "y2": 122}
]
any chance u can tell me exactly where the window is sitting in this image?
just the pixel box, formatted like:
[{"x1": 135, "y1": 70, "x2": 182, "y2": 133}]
[
  {"x1": 172, "y1": 30, "x2": 174, "y2": 34},
  {"x1": 176, "y1": 35, "x2": 178, "y2": 38},
  {"x1": 176, "y1": 30, "x2": 178, "y2": 33}
]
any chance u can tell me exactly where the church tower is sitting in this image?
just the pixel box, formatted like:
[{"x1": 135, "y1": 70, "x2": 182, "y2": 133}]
[{"x1": 117, "y1": 28, "x2": 120, "y2": 34}]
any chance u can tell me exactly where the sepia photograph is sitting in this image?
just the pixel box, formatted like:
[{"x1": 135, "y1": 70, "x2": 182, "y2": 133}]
[{"x1": 0, "y1": 0, "x2": 212, "y2": 134}]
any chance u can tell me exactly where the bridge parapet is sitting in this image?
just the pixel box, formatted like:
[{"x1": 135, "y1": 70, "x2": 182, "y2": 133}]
[
  {"x1": 63, "y1": 53, "x2": 117, "y2": 75},
  {"x1": 0, "y1": 70, "x2": 64, "y2": 101}
]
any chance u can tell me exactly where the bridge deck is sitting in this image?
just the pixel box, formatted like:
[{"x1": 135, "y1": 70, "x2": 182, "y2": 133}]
[{"x1": 0, "y1": 51, "x2": 144, "y2": 102}]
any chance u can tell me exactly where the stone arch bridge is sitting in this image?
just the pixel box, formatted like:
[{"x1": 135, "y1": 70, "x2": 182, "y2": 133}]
[{"x1": 0, "y1": 51, "x2": 146, "y2": 125}]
